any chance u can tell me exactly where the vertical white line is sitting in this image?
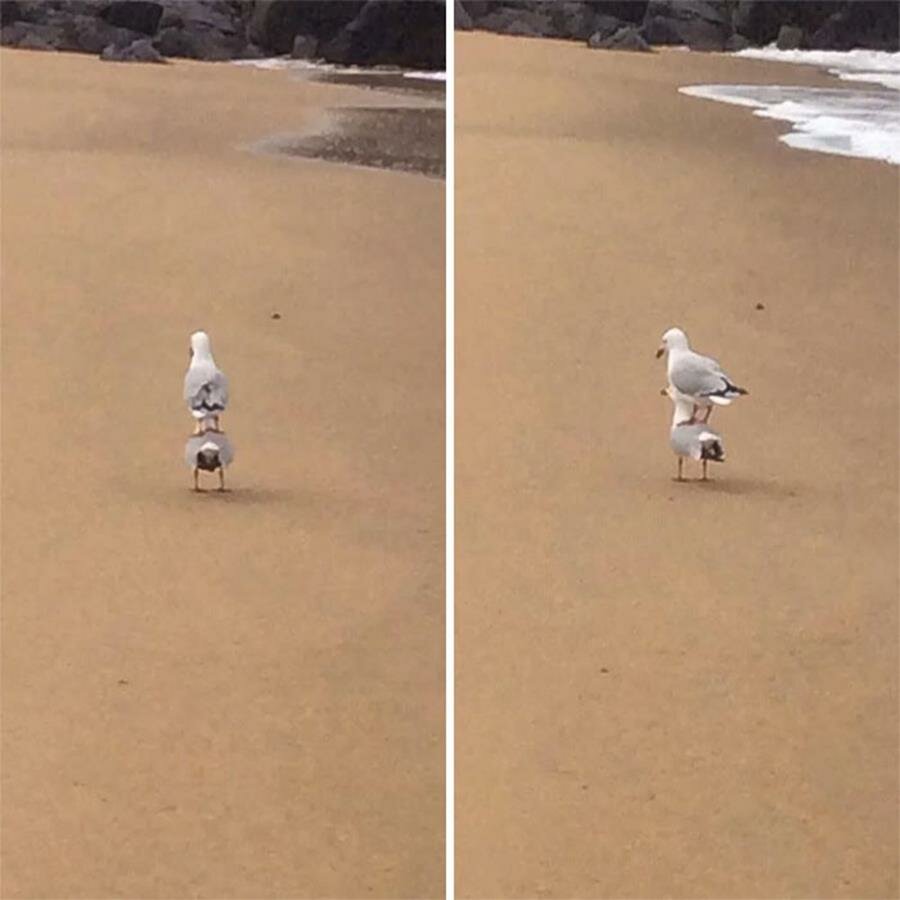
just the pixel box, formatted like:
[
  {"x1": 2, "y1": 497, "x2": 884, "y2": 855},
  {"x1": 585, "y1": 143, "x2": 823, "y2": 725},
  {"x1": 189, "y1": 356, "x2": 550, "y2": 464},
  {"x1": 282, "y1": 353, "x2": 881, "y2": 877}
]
[{"x1": 444, "y1": 0, "x2": 455, "y2": 897}]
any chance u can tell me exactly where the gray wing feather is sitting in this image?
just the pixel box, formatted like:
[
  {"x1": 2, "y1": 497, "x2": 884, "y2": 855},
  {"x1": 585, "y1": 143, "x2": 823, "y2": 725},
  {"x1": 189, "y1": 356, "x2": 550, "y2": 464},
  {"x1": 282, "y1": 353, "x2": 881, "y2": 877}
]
[
  {"x1": 183, "y1": 363, "x2": 229, "y2": 414},
  {"x1": 670, "y1": 352, "x2": 730, "y2": 398}
]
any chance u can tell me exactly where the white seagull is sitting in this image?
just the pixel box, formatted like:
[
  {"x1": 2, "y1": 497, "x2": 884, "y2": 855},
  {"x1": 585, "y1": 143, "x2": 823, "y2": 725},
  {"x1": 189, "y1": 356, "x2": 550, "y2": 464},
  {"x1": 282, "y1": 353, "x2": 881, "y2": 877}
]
[
  {"x1": 660, "y1": 386, "x2": 725, "y2": 481},
  {"x1": 656, "y1": 327, "x2": 747, "y2": 423},
  {"x1": 185, "y1": 430, "x2": 234, "y2": 492},
  {"x1": 663, "y1": 387, "x2": 726, "y2": 481},
  {"x1": 183, "y1": 330, "x2": 229, "y2": 433}
]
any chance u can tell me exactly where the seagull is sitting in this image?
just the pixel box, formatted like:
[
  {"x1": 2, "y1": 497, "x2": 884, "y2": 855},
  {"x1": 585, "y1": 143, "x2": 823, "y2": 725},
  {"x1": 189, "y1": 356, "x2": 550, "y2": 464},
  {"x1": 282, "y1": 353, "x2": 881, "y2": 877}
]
[
  {"x1": 185, "y1": 430, "x2": 234, "y2": 492},
  {"x1": 663, "y1": 386, "x2": 726, "y2": 481},
  {"x1": 656, "y1": 327, "x2": 747, "y2": 423},
  {"x1": 184, "y1": 331, "x2": 228, "y2": 433}
]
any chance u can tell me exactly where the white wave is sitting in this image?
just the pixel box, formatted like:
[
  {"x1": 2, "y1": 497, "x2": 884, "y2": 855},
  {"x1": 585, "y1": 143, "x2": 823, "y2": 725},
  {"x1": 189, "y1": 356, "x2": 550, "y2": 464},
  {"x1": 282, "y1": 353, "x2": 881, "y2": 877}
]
[
  {"x1": 680, "y1": 83, "x2": 900, "y2": 164},
  {"x1": 736, "y1": 47, "x2": 900, "y2": 91},
  {"x1": 232, "y1": 56, "x2": 445, "y2": 81}
]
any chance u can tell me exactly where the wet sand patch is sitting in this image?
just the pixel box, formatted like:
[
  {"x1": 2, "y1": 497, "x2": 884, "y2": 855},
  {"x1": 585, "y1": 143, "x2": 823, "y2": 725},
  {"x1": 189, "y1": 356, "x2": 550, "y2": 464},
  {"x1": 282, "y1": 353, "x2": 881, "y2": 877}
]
[
  {"x1": 257, "y1": 106, "x2": 445, "y2": 179},
  {"x1": 315, "y1": 71, "x2": 445, "y2": 100}
]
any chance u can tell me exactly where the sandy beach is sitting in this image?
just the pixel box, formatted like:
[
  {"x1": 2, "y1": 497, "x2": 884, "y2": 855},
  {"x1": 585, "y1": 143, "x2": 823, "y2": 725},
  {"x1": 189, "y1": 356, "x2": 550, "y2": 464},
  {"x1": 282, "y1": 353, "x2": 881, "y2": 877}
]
[
  {"x1": 1, "y1": 50, "x2": 443, "y2": 898},
  {"x1": 455, "y1": 33, "x2": 898, "y2": 899}
]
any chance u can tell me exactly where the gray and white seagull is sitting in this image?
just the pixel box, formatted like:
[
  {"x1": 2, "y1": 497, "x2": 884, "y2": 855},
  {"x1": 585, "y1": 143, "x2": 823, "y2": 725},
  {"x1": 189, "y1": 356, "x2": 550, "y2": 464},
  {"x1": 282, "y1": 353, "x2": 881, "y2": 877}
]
[
  {"x1": 183, "y1": 330, "x2": 229, "y2": 433},
  {"x1": 663, "y1": 386, "x2": 725, "y2": 481},
  {"x1": 656, "y1": 327, "x2": 747, "y2": 424}
]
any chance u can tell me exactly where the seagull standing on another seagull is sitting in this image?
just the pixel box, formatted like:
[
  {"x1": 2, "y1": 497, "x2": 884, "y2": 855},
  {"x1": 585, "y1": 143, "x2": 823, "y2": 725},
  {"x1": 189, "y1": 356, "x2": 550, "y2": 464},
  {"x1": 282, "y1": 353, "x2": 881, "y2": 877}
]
[
  {"x1": 656, "y1": 327, "x2": 747, "y2": 424},
  {"x1": 663, "y1": 386, "x2": 726, "y2": 482},
  {"x1": 184, "y1": 330, "x2": 229, "y2": 433}
]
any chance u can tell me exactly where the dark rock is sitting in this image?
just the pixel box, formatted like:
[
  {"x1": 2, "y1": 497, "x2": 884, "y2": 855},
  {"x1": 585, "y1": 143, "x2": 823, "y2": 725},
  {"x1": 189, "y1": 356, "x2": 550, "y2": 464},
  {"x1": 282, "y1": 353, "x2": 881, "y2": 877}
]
[
  {"x1": 461, "y1": 0, "x2": 492, "y2": 18},
  {"x1": 99, "y1": 1, "x2": 162, "y2": 35},
  {"x1": 724, "y1": 31, "x2": 749, "y2": 51},
  {"x1": 588, "y1": 24, "x2": 650, "y2": 51},
  {"x1": 236, "y1": 41, "x2": 264, "y2": 59},
  {"x1": 18, "y1": 26, "x2": 58, "y2": 49},
  {"x1": 0, "y1": 21, "x2": 28, "y2": 44},
  {"x1": 808, "y1": 3, "x2": 899, "y2": 52},
  {"x1": 1, "y1": 20, "x2": 62, "y2": 48},
  {"x1": 154, "y1": 24, "x2": 238, "y2": 60},
  {"x1": 641, "y1": 0, "x2": 730, "y2": 50},
  {"x1": 588, "y1": 13, "x2": 624, "y2": 43},
  {"x1": 455, "y1": 0, "x2": 473, "y2": 31},
  {"x1": 291, "y1": 33, "x2": 317, "y2": 58},
  {"x1": 1, "y1": 1, "x2": 22, "y2": 26},
  {"x1": 776, "y1": 23, "x2": 802, "y2": 50},
  {"x1": 548, "y1": 2, "x2": 602, "y2": 41},
  {"x1": 100, "y1": 35, "x2": 165, "y2": 61},
  {"x1": 248, "y1": 0, "x2": 364, "y2": 55},
  {"x1": 56, "y1": 15, "x2": 139, "y2": 53},
  {"x1": 319, "y1": 0, "x2": 445, "y2": 69},
  {"x1": 158, "y1": 0, "x2": 239, "y2": 35},
  {"x1": 476, "y1": 5, "x2": 552, "y2": 37}
]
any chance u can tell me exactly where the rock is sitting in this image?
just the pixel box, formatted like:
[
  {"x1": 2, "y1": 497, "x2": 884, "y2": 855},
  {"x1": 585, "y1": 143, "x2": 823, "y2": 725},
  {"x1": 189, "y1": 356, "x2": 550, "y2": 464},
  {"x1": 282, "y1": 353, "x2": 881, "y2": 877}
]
[
  {"x1": 248, "y1": 0, "x2": 364, "y2": 56},
  {"x1": 641, "y1": 0, "x2": 730, "y2": 50},
  {"x1": 158, "y1": 0, "x2": 240, "y2": 35},
  {"x1": 461, "y1": 0, "x2": 492, "y2": 18},
  {"x1": 154, "y1": 24, "x2": 238, "y2": 60},
  {"x1": 476, "y1": 6, "x2": 552, "y2": 38},
  {"x1": 1, "y1": 21, "x2": 62, "y2": 48},
  {"x1": 291, "y1": 33, "x2": 317, "y2": 58},
  {"x1": 808, "y1": 3, "x2": 899, "y2": 52},
  {"x1": 588, "y1": 24, "x2": 650, "y2": 51},
  {"x1": 319, "y1": 0, "x2": 445, "y2": 69},
  {"x1": 236, "y1": 42, "x2": 265, "y2": 59},
  {"x1": 776, "y1": 23, "x2": 802, "y2": 50},
  {"x1": 455, "y1": 0, "x2": 473, "y2": 31},
  {"x1": 0, "y1": 21, "x2": 28, "y2": 44},
  {"x1": 17, "y1": 27, "x2": 59, "y2": 49},
  {"x1": 1, "y1": 1, "x2": 22, "y2": 26},
  {"x1": 100, "y1": 35, "x2": 165, "y2": 61},
  {"x1": 724, "y1": 32, "x2": 749, "y2": 51},
  {"x1": 587, "y1": 14, "x2": 624, "y2": 43},
  {"x1": 57, "y1": 15, "x2": 140, "y2": 53},
  {"x1": 99, "y1": 1, "x2": 163, "y2": 35},
  {"x1": 547, "y1": 2, "x2": 603, "y2": 41}
]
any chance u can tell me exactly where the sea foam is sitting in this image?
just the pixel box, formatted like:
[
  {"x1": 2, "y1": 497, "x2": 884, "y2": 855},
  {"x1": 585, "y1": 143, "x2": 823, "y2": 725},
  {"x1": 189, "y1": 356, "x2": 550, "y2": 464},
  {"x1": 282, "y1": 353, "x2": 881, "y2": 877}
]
[{"x1": 680, "y1": 48, "x2": 900, "y2": 165}]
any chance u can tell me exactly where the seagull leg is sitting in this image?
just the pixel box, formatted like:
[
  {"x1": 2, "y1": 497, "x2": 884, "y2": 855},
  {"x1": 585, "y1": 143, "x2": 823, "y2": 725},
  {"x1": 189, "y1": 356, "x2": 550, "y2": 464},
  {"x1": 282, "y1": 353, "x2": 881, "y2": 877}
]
[
  {"x1": 193, "y1": 468, "x2": 201, "y2": 491},
  {"x1": 676, "y1": 457, "x2": 684, "y2": 482},
  {"x1": 218, "y1": 468, "x2": 226, "y2": 492},
  {"x1": 213, "y1": 415, "x2": 220, "y2": 432},
  {"x1": 701, "y1": 406, "x2": 713, "y2": 424},
  {"x1": 702, "y1": 459, "x2": 708, "y2": 481}
]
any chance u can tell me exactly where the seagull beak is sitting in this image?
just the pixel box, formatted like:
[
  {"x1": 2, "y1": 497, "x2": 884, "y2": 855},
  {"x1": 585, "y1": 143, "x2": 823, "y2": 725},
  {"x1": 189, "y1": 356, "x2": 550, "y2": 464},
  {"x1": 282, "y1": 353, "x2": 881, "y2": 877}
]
[
  {"x1": 655, "y1": 347, "x2": 665, "y2": 359},
  {"x1": 659, "y1": 387, "x2": 667, "y2": 396}
]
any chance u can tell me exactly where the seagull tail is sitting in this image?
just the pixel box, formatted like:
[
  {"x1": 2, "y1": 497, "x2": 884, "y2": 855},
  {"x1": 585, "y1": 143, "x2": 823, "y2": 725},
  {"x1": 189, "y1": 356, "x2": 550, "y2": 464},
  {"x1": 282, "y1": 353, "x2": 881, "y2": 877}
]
[
  {"x1": 196, "y1": 448, "x2": 222, "y2": 471},
  {"x1": 699, "y1": 438, "x2": 726, "y2": 463}
]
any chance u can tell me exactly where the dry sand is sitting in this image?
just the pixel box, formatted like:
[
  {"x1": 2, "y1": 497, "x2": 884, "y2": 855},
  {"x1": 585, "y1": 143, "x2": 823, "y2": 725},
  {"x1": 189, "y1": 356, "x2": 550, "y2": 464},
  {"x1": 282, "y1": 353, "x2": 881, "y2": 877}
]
[
  {"x1": 1, "y1": 50, "x2": 443, "y2": 898},
  {"x1": 456, "y1": 33, "x2": 898, "y2": 899}
]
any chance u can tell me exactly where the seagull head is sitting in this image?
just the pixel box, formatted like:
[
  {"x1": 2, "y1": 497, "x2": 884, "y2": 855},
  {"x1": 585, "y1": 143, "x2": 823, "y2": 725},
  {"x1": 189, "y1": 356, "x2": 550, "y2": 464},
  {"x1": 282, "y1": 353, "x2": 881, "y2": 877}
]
[
  {"x1": 190, "y1": 330, "x2": 212, "y2": 360},
  {"x1": 656, "y1": 327, "x2": 689, "y2": 358}
]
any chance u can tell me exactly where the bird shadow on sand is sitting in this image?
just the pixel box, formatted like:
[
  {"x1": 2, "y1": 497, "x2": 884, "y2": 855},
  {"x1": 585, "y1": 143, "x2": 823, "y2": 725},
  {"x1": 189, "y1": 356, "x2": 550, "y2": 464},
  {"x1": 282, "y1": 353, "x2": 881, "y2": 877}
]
[{"x1": 672, "y1": 476, "x2": 804, "y2": 499}]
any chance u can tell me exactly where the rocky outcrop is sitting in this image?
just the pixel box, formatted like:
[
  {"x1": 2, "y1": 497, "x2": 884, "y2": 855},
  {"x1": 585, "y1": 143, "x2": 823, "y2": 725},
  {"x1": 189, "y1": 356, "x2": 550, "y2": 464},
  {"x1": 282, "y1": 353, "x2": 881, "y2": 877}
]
[
  {"x1": 457, "y1": 0, "x2": 899, "y2": 52},
  {"x1": 100, "y1": 35, "x2": 165, "y2": 61},
  {"x1": 0, "y1": 0, "x2": 446, "y2": 68}
]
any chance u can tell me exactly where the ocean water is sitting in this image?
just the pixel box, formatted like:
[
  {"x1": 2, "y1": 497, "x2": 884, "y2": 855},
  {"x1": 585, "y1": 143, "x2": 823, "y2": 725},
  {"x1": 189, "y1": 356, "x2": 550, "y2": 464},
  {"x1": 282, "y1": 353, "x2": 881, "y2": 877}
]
[{"x1": 680, "y1": 48, "x2": 900, "y2": 165}]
